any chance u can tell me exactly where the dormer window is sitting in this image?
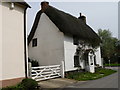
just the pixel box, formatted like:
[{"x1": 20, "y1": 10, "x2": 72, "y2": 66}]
[{"x1": 32, "y1": 38, "x2": 37, "y2": 47}]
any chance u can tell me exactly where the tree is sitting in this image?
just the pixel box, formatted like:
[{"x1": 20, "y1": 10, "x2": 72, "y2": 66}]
[{"x1": 98, "y1": 29, "x2": 118, "y2": 63}]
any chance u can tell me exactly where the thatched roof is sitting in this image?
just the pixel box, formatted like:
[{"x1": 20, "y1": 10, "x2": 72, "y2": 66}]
[
  {"x1": 28, "y1": 10, "x2": 42, "y2": 44},
  {"x1": 28, "y1": 5, "x2": 101, "y2": 46}
]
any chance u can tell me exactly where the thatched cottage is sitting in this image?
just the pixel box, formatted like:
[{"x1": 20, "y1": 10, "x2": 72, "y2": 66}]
[{"x1": 28, "y1": 2, "x2": 102, "y2": 73}]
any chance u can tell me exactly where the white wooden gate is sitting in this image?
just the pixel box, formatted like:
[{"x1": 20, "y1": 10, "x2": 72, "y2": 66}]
[{"x1": 28, "y1": 61, "x2": 64, "y2": 81}]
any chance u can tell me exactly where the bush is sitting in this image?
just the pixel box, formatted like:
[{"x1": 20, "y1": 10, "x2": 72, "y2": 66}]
[
  {"x1": 20, "y1": 78, "x2": 38, "y2": 90},
  {"x1": 28, "y1": 58, "x2": 39, "y2": 67}
]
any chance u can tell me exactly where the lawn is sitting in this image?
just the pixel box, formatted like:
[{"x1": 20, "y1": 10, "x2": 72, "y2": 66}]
[{"x1": 65, "y1": 68, "x2": 117, "y2": 81}]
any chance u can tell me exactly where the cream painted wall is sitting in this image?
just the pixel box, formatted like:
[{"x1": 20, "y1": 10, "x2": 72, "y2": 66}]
[
  {"x1": 2, "y1": 2, "x2": 25, "y2": 80},
  {"x1": 64, "y1": 35, "x2": 77, "y2": 71},
  {"x1": 28, "y1": 13, "x2": 64, "y2": 66},
  {"x1": 95, "y1": 47, "x2": 102, "y2": 66},
  {"x1": 0, "y1": 2, "x2": 2, "y2": 81}
]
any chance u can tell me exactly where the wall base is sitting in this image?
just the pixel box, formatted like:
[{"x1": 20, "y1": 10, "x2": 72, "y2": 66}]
[{"x1": 0, "y1": 77, "x2": 25, "y2": 88}]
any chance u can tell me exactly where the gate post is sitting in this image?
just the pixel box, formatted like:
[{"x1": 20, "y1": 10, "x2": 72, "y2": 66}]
[
  {"x1": 61, "y1": 61, "x2": 65, "y2": 78},
  {"x1": 28, "y1": 62, "x2": 32, "y2": 78}
]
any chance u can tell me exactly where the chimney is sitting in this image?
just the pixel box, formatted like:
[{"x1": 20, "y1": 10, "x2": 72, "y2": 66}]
[
  {"x1": 80, "y1": 13, "x2": 82, "y2": 17},
  {"x1": 78, "y1": 13, "x2": 86, "y2": 23},
  {"x1": 41, "y1": 1, "x2": 49, "y2": 12}
]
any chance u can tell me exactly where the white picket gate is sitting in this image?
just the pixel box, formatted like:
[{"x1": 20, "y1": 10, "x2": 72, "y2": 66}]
[{"x1": 28, "y1": 61, "x2": 64, "y2": 81}]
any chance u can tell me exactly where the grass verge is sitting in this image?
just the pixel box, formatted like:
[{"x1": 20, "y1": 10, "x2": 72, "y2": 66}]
[{"x1": 65, "y1": 68, "x2": 117, "y2": 81}]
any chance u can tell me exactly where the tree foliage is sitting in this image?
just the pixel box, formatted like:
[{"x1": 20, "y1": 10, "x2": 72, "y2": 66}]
[{"x1": 98, "y1": 29, "x2": 118, "y2": 63}]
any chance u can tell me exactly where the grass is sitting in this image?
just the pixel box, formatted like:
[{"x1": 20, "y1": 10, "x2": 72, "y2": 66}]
[
  {"x1": 65, "y1": 68, "x2": 117, "y2": 81},
  {"x1": 104, "y1": 63, "x2": 120, "y2": 67}
]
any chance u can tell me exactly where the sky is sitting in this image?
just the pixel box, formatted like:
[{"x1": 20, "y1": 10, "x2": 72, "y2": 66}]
[{"x1": 26, "y1": 1, "x2": 118, "y2": 38}]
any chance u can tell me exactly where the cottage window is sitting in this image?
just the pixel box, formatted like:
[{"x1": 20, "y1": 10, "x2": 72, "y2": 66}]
[
  {"x1": 73, "y1": 36, "x2": 78, "y2": 45},
  {"x1": 32, "y1": 38, "x2": 37, "y2": 47}
]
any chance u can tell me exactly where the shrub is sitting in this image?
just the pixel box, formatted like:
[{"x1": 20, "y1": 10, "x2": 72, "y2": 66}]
[
  {"x1": 20, "y1": 78, "x2": 38, "y2": 90},
  {"x1": 28, "y1": 58, "x2": 39, "y2": 67}
]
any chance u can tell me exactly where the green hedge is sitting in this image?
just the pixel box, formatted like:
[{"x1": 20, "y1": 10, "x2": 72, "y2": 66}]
[{"x1": 104, "y1": 64, "x2": 120, "y2": 66}]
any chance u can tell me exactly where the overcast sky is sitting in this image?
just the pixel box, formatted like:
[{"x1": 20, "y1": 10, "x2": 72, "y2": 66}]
[{"x1": 26, "y1": 1, "x2": 118, "y2": 38}]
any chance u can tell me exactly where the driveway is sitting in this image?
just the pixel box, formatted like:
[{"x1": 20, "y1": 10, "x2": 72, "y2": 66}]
[{"x1": 64, "y1": 67, "x2": 119, "y2": 88}]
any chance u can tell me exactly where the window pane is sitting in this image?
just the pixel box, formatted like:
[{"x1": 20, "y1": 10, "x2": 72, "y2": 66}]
[
  {"x1": 32, "y1": 38, "x2": 37, "y2": 47},
  {"x1": 73, "y1": 36, "x2": 78, "y2": 45}
]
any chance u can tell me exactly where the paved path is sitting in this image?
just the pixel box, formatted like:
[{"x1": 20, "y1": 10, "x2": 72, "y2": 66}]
[
  {"x1": 38, "y1": 78, "x2": 77, "y2": 89},
  {"x1": 65, "y1": 67, "x2": 119, "y2": 88}
]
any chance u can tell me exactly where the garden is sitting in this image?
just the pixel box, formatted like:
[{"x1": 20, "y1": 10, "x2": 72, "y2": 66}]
[{"x1": 65, "y1": 68, "x2": 117, "y2": 81}]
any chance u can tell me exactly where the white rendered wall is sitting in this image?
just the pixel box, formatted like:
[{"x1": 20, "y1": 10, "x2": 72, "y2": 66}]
[
  {"x1": 2, "y1": 3, "x2": 25, "y2": 80},
  {"x1": 64, "y1": 35, "x2": 77, "y2": 71},
  {"x1": 28, "y1": 13, "x2": 64, "y2": 66},
  {"x1": 95, "y1": 47, "x2": 102, "y2": 66}
]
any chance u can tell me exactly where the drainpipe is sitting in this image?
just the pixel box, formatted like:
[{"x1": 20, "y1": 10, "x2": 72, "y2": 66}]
[{"x1": 24, "y1": 7, "x2": 28, "y2": 78}]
